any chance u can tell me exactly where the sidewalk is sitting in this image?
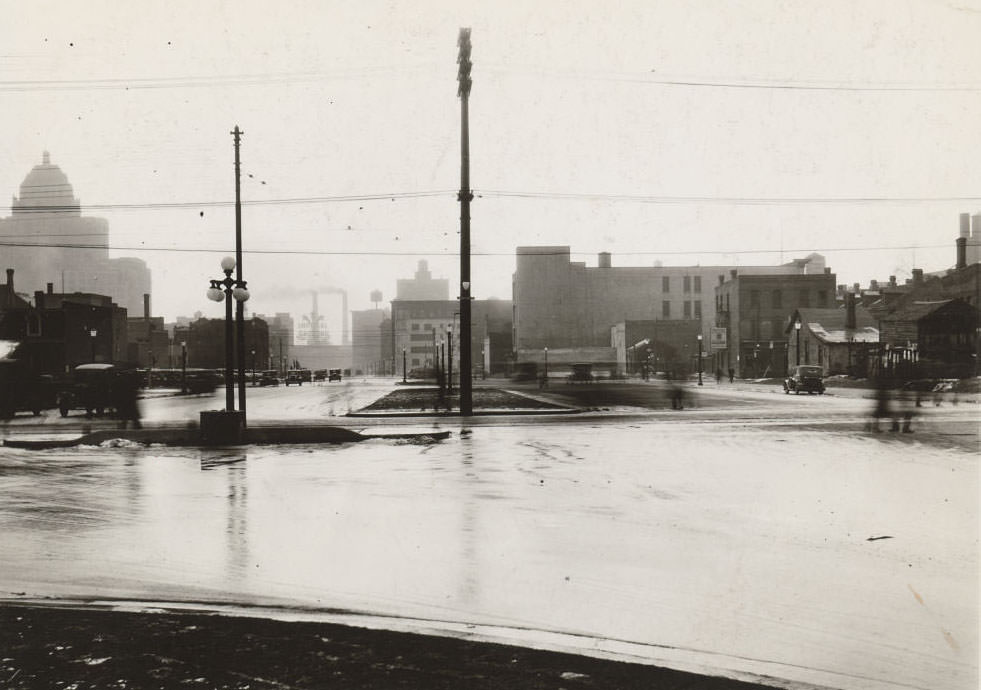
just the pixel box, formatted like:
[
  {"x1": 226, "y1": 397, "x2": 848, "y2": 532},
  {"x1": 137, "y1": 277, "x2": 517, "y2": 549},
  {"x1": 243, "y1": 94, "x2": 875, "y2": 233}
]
[{"x1": 0, "y1": 603, "x2": 771, "y2": 690}]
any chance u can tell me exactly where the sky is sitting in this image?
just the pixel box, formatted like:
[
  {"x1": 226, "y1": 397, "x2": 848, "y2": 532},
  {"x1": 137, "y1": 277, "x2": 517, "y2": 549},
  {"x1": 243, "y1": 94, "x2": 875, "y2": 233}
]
[{"x1": 1, "y1": 0, "x2": 979, "y2": 335}]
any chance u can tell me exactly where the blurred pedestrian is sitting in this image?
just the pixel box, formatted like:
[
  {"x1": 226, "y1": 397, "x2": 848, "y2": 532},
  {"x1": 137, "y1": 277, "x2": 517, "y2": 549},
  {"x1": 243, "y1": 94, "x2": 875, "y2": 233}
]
[
  {"x1": 715, "y1": 368, "x2": 722, "y2": 384},
  {"x1": 728, "y1": 367, "x2": 735, "y2": 383},
  {"x1": 114, "y1": 369, "x2": 142, "y2": 430},
  {"x1": 669, "y1": 383, "x2": 684, "y2": 410},
  {"x1": 893, "y1": 385, "x2": 915, "y2": 433},
  {"x1": 867, "y1": 379, "x2": 891, "y2": 433}
]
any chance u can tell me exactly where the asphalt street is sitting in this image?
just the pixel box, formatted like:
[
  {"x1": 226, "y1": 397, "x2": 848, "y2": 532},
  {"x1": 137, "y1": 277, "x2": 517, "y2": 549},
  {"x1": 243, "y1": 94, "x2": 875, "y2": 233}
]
[{"x1": 0, "y1": 378, "x2": 977, "y2": 690}]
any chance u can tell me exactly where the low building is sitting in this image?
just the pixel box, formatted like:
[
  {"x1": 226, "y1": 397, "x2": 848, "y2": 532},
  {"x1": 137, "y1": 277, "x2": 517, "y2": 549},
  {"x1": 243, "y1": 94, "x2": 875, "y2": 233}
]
[
  {"x1": 182, "y1": 316, "x2": 270, "y2": 372},
  {"x1": 787, "y1": 294, "x2": 878, "y2": 376},
  {"x1": 878, "y1": 299, "x2": 978, "y2": 379},
  {"x1": 611, "y1": 319, "x2": 703, "y2": 378}
]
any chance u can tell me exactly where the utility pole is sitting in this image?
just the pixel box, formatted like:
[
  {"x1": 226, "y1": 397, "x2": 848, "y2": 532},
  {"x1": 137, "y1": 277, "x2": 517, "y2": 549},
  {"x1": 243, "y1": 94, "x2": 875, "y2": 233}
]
[
  {"x1": 457, "y1": 27, "x2": 474, "y2": 416},
  {"x1": 232, "y1": 126, "x2": 247, "y2": 425}
]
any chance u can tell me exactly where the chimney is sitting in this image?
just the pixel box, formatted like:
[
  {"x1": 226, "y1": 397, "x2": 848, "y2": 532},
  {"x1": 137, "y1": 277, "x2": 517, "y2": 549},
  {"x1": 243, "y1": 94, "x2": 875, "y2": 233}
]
[
  {"x1": 4, "y1": 268, "x2": 12, "y2": 290},
  {"x1": 956, "y1": 237, "x2": 967, "y2": 269},
  {"x1": 852, "y1": 282, "x2": 860, "y2": 293},
  {"x1": 46, "y1": 282, "x2": 53, "y2": 294},
  {"x1": 730, "y1": 269, "x2": 737, "y2": 279},
  {"x1": 870, "y1": 279, "x2": 878, "y2": 290},
  {"x1": 823, "y1": 267, "x2": 831, "y2": 274},
  {"x1": 960, "y1": 212, "x2": 971, "y2": 239},
  {"x1": 889, "y1": 275, "x2": 896, "y2": 286},
  {"x1": 34, "y1": 290, "x2": 44, "y2": 309},
  {"x1": 143, "y1": 293, "x2": 151, "y2": 320},
  {"x1": 718, "y1": 274, "x2": 725, "y2": 286},
  {"x1": 598, "y1": 252, "x2": 611, "y2": 268},
  {"x1": 845, "y1": 291, "x2": 856, "y2": 330},
  {"x1": 912, "y1": 268, "x2": 924, "y2": 286}
]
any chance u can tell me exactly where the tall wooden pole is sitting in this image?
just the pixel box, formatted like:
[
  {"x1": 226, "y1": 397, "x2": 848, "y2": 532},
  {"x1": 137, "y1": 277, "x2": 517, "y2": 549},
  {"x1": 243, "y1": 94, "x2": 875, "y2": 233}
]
[
  {"x1": 232, "y1": 126, "x2": 247, "y2": 425},
  {"x1": 457, "y1": 28, "x2": 473, "y2": 416}
]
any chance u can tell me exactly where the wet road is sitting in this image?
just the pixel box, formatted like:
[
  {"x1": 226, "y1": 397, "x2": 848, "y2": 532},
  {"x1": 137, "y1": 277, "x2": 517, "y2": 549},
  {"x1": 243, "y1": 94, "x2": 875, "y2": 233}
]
[{"x1": 0, "y1": 381, "x2": 977, "y2": 690}]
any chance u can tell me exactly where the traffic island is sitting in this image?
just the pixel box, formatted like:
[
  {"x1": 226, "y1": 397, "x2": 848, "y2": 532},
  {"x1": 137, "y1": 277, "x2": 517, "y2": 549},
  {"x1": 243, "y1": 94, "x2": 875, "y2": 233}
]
[
  {"x1": 2, "y1": 425, "x2": 448, "y2": 450},
  {"x1": 350, "y1": 386, "x2": 575, "y2": 416},
  {"x1": 199, "y1": 409, "x2": 245, "y2": 445}
]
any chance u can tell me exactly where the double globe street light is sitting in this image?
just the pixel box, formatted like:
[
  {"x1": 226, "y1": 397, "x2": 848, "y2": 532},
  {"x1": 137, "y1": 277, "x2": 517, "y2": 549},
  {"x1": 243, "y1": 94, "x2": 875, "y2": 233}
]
[{"x1": 207, "y1": 256, "x2": 250, "y2": 413}]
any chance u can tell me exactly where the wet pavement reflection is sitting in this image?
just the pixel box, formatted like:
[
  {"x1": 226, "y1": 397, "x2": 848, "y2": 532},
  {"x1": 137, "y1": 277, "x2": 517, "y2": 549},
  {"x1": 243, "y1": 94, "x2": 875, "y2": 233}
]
[{"x1": 0, "y1": 420, "x2": 977, "y2": 690}]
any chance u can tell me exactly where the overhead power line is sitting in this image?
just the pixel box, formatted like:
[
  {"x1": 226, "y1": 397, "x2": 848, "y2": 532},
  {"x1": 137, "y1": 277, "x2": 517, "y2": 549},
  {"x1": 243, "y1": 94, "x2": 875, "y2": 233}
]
[
  {"x1": 0, "y1": 239, "x2": 953, "y2": 257},
  {"x1": 8, "y1": 188, "x2": 981, "y2": 214}
]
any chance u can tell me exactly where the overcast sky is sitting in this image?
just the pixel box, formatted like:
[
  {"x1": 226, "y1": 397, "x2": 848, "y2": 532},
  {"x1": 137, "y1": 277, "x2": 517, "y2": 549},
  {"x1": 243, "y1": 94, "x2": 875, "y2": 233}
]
[{"x1": 1, "y1": 0, "x2": 979, "y2": 334}]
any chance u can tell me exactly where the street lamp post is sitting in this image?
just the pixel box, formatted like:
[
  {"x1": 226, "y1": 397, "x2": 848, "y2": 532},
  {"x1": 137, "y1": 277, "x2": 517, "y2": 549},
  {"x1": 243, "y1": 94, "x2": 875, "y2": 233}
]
[
  {"x1": 696, "y1": 334, "x2": 703, "y2": 385},
  {"x1": 402, "y1": 347, "x2": 407, "y2": 383},
  {"x1": 207, "y1": 256, "x2": 250, "y2": 413},
  {"x1": 180, "y1": 341, "x2": 187, "y2": 394},
  {"x1": 250, "y1": 348, "x2": 256, "y2": 386},
  {"x1": 89, "y1": 329, "x2": 97, "y2": 363},
  {"x1": 447, "y1": 326, "x2": 453, "y2": 393},
  {"x1": 795, "y1": 319, "x2": 802, "y2": 366},
  {"x1": 544, "y1": 346, "x2": 548, "y2": 380}
]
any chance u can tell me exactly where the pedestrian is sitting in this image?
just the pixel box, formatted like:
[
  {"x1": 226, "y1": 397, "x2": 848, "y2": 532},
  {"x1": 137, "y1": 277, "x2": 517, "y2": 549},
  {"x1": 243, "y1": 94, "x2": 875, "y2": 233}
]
[
  {"x1": 728, "y1": 367, "x2": 735, "y2": 383},
  {"x1": 867, "y1": 379, "x2": 891, "y2": 433},
  {"x1": 114, "y1": 369, "x2": 142, "y2": 430},
  {"x1": 668, "y1": 383, "x2": 684, "y2": 410},
  {"x1": 715, "y1": 368, "x2": 722, "y2": 384}
]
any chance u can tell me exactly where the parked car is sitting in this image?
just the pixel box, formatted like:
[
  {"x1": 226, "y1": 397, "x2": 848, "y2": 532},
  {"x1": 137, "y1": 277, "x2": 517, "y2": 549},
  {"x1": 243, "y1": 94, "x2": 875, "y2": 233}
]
[
  {"x1": 57, "y1": 363, "x2": 118, "y2": 417},
  {"x1": 313, "y1": 369, "x2": 327, "y2": 382},
  {"x1": 0, "y1": 360, "x2": 56, "y2": 418},
  {"x1": 783, "y1": 365, "x2": 826, "y2": 395},
  {"x1": 328, "y1": 368, "x2": 342, "y2": 382},
  {"x1": 257, "y1": 370, "x2": 280, "y2": 387}
]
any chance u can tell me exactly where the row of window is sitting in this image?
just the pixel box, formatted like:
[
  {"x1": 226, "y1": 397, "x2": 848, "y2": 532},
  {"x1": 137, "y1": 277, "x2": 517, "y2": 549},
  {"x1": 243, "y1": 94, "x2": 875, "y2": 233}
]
[
  {"x1": 661, "y1": 300, "x2": 702, "y2": 319},
  {"x1": 662, "y1": 275, "x2": 702, "y2": 293},
  {"x1": 717, "y1": 289, "x2": 829, "y2": 312}
]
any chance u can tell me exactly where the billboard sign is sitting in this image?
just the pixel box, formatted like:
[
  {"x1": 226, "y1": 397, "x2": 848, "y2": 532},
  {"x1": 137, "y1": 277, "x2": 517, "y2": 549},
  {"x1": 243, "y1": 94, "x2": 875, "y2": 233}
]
[{"x1": 710, "y1": 327, "x2": 727, "y2": 351}]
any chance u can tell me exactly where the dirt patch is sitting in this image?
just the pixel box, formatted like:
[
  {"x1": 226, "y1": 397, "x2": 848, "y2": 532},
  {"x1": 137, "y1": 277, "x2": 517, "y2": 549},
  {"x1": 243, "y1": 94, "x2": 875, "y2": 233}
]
[
  {"x1": 0, "y1": 605, "x2": 769, "y2": 689},
  {"x1": 358, "y1": 387, "x2": 568, "y2": 412}
]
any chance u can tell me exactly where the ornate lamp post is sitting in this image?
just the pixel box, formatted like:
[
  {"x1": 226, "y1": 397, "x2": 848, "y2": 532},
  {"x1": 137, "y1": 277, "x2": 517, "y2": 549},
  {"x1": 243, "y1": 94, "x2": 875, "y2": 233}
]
[
  {"x1": 402, "y1": 347, "x2": 407, "y2": 383},
  {"x1": 180, "y1": 341, "x2": 187, "y2": 394},
  {"x1": 795, "y1": 319, "x2": 802, "y2": 366},
  {"x1": 544, "y1": 346, "x2": 548, "y2": 379},
  {"x1": 696, "y1": 333, "x2": 703, "y2": 385},
  {"x1": 206, "y1": 256, "x2": 250, "y2": 413},
  {"x1": 89, "y1": 328, "x2": 97, "y2": 363},
  {"x1": 447, "y1": 326, "x2": 453, "y2": 393}
]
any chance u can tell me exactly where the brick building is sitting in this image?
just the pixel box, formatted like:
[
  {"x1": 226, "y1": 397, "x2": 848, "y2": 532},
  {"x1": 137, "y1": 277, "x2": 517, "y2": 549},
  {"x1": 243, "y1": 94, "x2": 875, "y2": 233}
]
[
  {"x1": 512, "y1": 246, "x2": 827, "y2": 369},
  {"x1": 715, "y1": 269, "x2": 837, "y2": 378}
]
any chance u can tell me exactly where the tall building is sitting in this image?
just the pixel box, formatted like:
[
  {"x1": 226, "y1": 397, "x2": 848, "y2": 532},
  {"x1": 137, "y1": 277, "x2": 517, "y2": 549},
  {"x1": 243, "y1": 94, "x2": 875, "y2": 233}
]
[
  {"x1": 512, "y1": 246, "x2": 827, "y2": 361},
  {"x1": 0, "y1": 152, "x2": 151, "y2": 315}
]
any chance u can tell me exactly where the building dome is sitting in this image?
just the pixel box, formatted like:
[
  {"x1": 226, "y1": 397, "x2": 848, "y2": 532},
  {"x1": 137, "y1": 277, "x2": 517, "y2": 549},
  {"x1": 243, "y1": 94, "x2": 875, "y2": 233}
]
[{"x1": 12, "y1": 151, "x2": 80, "y2": 215}]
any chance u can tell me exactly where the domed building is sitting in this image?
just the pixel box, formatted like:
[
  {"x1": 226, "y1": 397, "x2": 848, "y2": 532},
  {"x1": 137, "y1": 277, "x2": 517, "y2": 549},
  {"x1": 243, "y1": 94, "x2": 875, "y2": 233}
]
[{"x1": 0, "y1": 152, "x2": 150, "y2": 316}]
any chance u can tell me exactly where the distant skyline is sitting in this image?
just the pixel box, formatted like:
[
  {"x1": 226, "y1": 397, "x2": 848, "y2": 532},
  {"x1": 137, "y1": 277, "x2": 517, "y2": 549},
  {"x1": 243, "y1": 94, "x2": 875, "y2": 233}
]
[{"x1": 2, "y1": 0, "x2": 979, "y2": 329}]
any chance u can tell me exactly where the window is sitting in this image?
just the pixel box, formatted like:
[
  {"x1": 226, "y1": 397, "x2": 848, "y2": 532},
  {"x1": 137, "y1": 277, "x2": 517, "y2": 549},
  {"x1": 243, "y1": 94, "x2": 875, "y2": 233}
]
[
  {"x1": 683, "y1": 301, "x2": 691, "y2": 318},
  {"x1": 694, "y1": 301, "x2": 702, "y2": 319},
  {"x1": 817, "y1": 290, "x2": 828, "y2": 308},
  {"x1": 750, "y1": 290, "x2": 760, "y2": 307},
  {"x1": 662, "y1": 301, "x2": 671, "y2": 318},
  {"x1": 683, "y1": 276, "x2": 691, "y2": 293},
  {"x1": 725, "y1": 294, "x2": 730, "y2": 311},
  {"x1": 694, "y1": 276, "x2": 702, "y2": 293},
  {"x1": 662, "y1": 276, "x2": 670, "y2": 293},
  {"x1": 799, "y1": 289, "x2": 810, "y2": 308},
  {"x1": 411, "y1": 323, "x2": 419, "y2": 331},
  {"x1": 772, "y1": 290, "x2": 782, "y2": 310}
]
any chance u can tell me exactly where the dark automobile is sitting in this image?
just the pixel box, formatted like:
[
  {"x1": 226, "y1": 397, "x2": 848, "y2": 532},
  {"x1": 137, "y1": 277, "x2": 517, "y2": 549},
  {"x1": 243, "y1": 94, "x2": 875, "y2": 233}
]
[
  {"x1": 257, "y1": 370, "x2": 280, "y2": 387},
  {"x1": 328, "y1": 368, "x2": 342, "y2": 382},
  {"x1": 285, "y1": 369, "x2": 311, "y2": 386},
  {"x1": 313, "y1": 369, "x2": 327, "y2": 382},
  {"x1": 58, "y1": 363, "x2": 118, "y2": 417},
  {"x1": 783, "y1": 365, "x2": 826, "y2": 395},
  {"x1": 0, "y1": 360, "x2": 56, "y2": 418}
]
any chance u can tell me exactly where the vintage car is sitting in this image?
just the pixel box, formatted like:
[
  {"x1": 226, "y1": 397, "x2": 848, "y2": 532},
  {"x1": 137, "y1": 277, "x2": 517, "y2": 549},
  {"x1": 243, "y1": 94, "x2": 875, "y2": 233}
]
[
  {"x1": 328, "y1": 368, "x2": 342, "y2": 382},
  {"x1": 0, "y1": 359, "x2": 56, "y2": 418},
  {"x1": 58, "y1": 363, "x2": 118, "y2": 417},
  {"x1": 783, "y1": 365, "x2": 826, "y2": 395}
]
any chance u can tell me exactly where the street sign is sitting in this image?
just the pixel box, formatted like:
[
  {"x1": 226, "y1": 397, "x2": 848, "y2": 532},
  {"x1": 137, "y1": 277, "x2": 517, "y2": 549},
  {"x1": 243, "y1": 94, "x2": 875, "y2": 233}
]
[{"x1": 710, "y1": 327, "x2": 727, "y2": 351}]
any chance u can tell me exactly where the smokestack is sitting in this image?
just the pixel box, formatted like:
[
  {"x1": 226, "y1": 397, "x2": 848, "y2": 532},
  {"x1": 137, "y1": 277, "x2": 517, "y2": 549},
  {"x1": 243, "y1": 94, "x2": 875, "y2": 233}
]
[
  {"x1": 845, "y1": 291, "x2": 856, "y2": 330},
  {"x1": 598, "y1": 252, "x2": 611, "y2": 269},
  {"x1": 852, "y1": 282, "x2": 860, "y2": 293},
  {"x1": 870, "y1": 279, "x2": 878, "y2": 290},
  {"x1": 823, "y1": 267, "x2": 831, "y2": 274},
  {"x1": 912, "y1": 268, "x2": 924, "y2": 286},
  {"x1": 956, "y1": 237, "x2": 967, "y2": 269},
  {"x1": 960, "y1": 212, "x2": 971, "y2": 239},
  {"x1": 4, "y1": 268, "x2": 12, "y2": 290},
  {"x1": 46, "y1": 282, "x2": 53, "y2": 295},
  {"x1": 143, "y1": 293, "x2": 151, "y2": 320},
  {"x1": 730, "y1": 269, "x2": 737, "y2": 279}
]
